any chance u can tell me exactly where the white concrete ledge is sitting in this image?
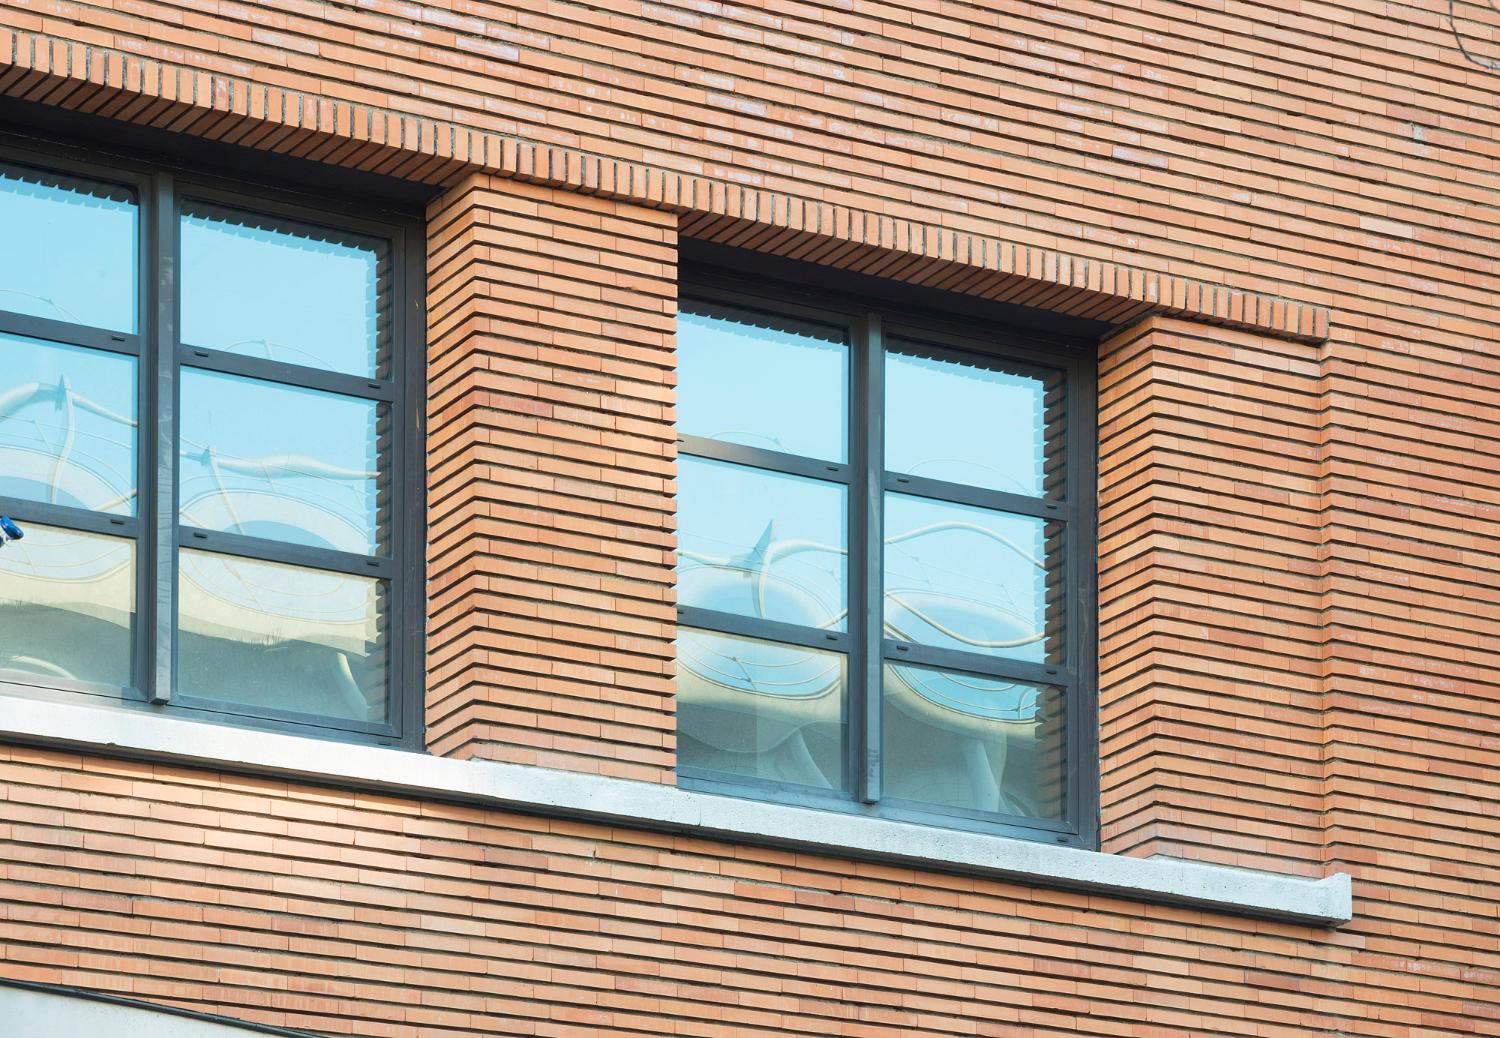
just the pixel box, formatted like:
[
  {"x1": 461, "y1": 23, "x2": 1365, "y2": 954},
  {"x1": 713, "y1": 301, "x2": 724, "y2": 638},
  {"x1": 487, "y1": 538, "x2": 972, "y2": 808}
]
[{"x1": 0, "y1": 695, "x2": 1353, "y2": 926}]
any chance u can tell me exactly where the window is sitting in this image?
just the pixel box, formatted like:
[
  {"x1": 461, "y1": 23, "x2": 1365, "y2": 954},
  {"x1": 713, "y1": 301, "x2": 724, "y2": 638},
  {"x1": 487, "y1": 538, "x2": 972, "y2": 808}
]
[
  {"x1": 675, "y1": 285, "x2": 1097, "y2": 845},
  {"x1": 0, "y1": 141, "x2": 423, "y2": 744}
]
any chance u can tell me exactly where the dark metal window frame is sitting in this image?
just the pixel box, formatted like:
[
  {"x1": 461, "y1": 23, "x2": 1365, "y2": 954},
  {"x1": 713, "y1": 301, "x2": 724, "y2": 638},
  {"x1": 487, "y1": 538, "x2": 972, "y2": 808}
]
[
  {"x1": 676, "y1": 275, "x2": 1100, "y2": 848},
  {"x1": 0, "y1": 135, "x2": 426, "y2": 748}
]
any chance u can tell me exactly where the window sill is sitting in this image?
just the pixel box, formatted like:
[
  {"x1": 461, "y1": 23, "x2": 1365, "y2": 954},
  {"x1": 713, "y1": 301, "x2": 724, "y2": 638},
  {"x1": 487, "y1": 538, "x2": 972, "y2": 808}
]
[{"x1": 0, "y1": 691, "x2": 1353, "y2": 927}]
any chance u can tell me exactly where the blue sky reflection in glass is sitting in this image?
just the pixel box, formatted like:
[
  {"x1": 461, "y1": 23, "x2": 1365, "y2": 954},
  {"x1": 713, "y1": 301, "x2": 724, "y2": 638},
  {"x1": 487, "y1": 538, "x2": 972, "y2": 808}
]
[{"x1": 678, "y1": 307, "x2": 848, "y2": 462}]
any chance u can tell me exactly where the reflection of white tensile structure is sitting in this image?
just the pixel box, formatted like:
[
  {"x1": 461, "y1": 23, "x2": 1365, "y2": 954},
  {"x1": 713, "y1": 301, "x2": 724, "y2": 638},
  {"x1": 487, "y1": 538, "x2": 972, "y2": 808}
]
[
  {"x1": 0, "y1": 374, "x2": 137, "y2": 513},
  {"x1": 0, "y1": 375, "x2": 382, "y2": 721},
  {"x1": 679, "y1": 521, "x2": 1055, "y2": 818}
]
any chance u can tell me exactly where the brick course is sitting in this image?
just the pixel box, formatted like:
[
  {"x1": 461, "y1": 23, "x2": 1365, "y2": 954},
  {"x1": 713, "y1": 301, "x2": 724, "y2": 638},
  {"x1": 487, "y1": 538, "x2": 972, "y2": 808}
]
[{"x1": 0, "y1": 744, "x2": 1382, "y2": 1037}]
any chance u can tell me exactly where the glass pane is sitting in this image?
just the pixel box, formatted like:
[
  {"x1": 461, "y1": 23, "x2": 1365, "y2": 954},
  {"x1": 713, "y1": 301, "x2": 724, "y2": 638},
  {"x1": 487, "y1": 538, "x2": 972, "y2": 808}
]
[
  {"x1": 0, "y1": 333, "x2": 138, "y2": 515},
  {"x1": 180, "y1": 202, "x2": 388, "y2": 378},
  {"x1": 179, "y1": 368, "x2": 384, "y2": 556},
  {"x1": 677, "y1": 456, "x2": 847, "y2": 631},
  {"x1": 0, "y1": 163, "x2": 137, "y2": 332},
  {"x1": 678, "y1": 304, "x2": 848, "y2": 461},
  {"x1": 884, "y1": 664, "x2": 1065, "y2": 819},
  {"x1": 886, "y1": 344, "x2": 1064, "y2": 498},
  {"x1": 678, "y1": 628, "x2": 846, "y2": 790},
  {"x1": 884, "y1": 493, "x2": 1063, "y2": 665},
  {"x1": 177, "y1": 550, "x2": 388, "y2": 724},
  {"x1": 0, "y1": 523, "x2": 134, "y2": 689}
]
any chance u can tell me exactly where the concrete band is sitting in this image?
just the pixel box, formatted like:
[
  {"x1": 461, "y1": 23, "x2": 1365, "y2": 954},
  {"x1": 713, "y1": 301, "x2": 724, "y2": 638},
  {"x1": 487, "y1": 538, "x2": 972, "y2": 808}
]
[{"x1": 0, "y1": 692, "x2": 1353, "y2": 927}]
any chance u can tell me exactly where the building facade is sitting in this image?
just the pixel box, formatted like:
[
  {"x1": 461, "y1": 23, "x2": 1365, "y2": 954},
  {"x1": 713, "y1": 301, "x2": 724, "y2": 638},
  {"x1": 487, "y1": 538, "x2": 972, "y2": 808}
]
[{"x1": 0, "y1": 0, "x2": 1494, "y2": 1033}]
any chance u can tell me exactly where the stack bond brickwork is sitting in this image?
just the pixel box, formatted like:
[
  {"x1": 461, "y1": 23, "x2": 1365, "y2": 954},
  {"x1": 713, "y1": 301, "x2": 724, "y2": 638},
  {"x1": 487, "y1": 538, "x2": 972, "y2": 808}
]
[{"x1": 426, "y1": 173, "x2": 678, "y2": 781}]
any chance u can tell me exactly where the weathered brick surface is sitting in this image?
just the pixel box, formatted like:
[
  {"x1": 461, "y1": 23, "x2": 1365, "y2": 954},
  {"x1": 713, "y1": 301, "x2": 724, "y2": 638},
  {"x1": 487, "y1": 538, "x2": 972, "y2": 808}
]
[
  {"x1": 0, "y1": 0, "x2": 1496, "y2": 1033},
  {"x1": 425, "y1": 173, "x2": 677, "y2": 780}
]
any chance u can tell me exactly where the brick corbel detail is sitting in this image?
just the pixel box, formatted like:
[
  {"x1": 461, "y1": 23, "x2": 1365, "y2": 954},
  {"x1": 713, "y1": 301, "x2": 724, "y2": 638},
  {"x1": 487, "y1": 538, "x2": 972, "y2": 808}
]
[{"x1": 0, "y1": 29, "x2": 1329, "y2": 345}]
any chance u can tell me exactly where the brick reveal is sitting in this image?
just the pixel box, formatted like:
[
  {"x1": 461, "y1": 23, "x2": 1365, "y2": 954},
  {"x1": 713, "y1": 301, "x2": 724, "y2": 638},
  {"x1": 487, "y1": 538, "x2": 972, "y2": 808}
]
[
  {"x1": 1097, "y1": 317, "x2": 1326, "y2": 876},
  {"x1": 425, "y1": 174, "x2": 678, "y2": 781}
]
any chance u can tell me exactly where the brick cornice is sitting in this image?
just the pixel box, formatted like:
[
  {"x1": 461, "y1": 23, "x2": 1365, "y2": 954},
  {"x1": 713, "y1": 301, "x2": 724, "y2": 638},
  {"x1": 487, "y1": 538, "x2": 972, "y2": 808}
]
[{"x1": 0, "y1": 28, "x2": 1330, "y2": 343}]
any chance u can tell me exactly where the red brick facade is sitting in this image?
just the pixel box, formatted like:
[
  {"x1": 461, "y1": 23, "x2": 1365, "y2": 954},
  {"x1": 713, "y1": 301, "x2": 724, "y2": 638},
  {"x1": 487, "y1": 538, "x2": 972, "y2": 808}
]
[
  {"x1": 0, "y1": 0, "x2": 1496, "y2": 1034},
  {"x1": 426, "y1": 174, "x2": 678, "y2": 781}
]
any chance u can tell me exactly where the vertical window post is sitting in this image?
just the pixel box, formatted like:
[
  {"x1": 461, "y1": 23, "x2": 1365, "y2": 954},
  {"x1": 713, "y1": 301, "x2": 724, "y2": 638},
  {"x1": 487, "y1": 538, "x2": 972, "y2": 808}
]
[
  {"x1": 857, "y1": 312, "x2": 883, "y2": 804},
  {"x1": 149, "y1": 173, "x2": 176, "y2": 704}
]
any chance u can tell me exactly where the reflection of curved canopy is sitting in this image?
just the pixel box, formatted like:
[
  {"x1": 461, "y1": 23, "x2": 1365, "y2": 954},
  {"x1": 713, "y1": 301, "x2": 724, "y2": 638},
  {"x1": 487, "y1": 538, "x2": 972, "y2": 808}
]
[
  {"x1": 0, "y1": 526, "x2": 133, "y2": 687},
  {"x1": 0, "y1": 374, "x2": 380, "y2": 714},
  {"x1": 179, "y1": 485, "x2": 360, "y2": 554},
  {"x1": 0, "y1": 371, "x2": 375, "y2": 555},
  {"x1": 680, "y1": 520, "x2": 1047, "y2": 707},
  {"x1": 677, "y1": 525, "x2": 1055, "y2": 814},
  {"x1": 0, "y1": 375, "x2": 134, "y2": 427},
  {"x1": 0, "y1": 374, "x2": 137, "y2": 513},
  {"x1": 177, "y1": 552, "x2": 376, "y2": 651}
]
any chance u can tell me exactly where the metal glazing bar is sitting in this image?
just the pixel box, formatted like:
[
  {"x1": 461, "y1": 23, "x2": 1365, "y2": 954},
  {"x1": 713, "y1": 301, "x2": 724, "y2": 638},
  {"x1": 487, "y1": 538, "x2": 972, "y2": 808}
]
[
  {"x1": 677, "y1": 606, "x2": 850, "y2": 653},
  {"x1": 0, "y1": 311, "x2": 141, "y2": 356},
  {"x1": 883, "y1": 471, "x2": 1069, "y2": 521},
  {"x1": 0, "y1": 496, "x2": 139, "y2": 539},
  {"x1": 882, "y1": 638, "x2": 1073, "y2": 690},
  {"x1": 678, "y1": 434, "x2": 851, "y2": 484},
  {"x1": 883, "y1": 322, "x2": 1082, "y2": 380},
  {"x1": 858, "y1": 313, "x2": 885, "y2": 804},
  {"x1": 168, "y1": 692, "x2": 401, "y2": 739},
  {"x1": 876, "y1": 793, "x2": 1078, "y2": 836},
  {"x1": 177, "y1": 345, "x2": 397, "y2": 402},
  {"x1": 180, "y1": 526, "x2": 395, "y2": 579}
]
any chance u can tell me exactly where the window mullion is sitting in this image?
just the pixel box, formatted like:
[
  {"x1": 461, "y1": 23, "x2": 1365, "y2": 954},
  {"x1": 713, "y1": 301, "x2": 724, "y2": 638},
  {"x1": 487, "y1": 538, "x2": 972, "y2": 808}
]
[
  {"x1": 857, "y1": 312, "x2": 884, "y2": 804},
  {"x1": 147, "y1": 173, "x2": 178, "y2": 706},
  {"x1": 397, "y1": 226, "x2": 424, "y2": 746}
]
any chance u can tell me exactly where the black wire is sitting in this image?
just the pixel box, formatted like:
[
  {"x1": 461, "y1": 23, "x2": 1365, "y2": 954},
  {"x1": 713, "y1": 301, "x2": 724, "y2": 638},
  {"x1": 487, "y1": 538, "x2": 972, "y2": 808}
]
[
  {"x1": 0, "y1": 975, "x2": 322, "y2": 1037},
  {"x1": 1450, "y1": 0, "x2": 1500, "y2": 71}
]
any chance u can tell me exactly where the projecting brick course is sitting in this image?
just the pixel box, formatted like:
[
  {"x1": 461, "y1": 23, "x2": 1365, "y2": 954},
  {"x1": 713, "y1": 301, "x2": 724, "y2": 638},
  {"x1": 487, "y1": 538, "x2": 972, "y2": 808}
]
[{"x1": 0, "y1": 0, "x2": 1496, "y2": 1034}]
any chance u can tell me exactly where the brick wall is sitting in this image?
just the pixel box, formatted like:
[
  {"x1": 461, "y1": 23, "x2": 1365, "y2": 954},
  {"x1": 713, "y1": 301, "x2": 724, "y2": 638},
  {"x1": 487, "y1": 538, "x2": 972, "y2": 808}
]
[
  {"x1": 0, "y1": 743, "x2": 1379, "y2": 1037},
  {"x1": 0, "y1": 0, "x2": 1498, "y2": 1033},
  {"x1": 1096, "y1": 317, "x2": 1327, "y2": 876},
  {"x1": 425, "y1": 173, "x2": 678, "y2": 781}
]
